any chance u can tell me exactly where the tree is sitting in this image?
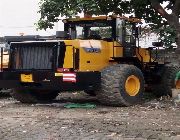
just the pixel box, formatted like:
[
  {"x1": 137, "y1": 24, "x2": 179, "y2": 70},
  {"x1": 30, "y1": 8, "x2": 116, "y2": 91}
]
[
  {"x1": 37, "y1": 0, "x2": 131, "y2": 29},
  {"x1": 37, "y1": 0, "x2": 180, "y2": 54},
  {"x1": 131, "y1": 0, "x2": 180, "y2": 54},
  {"x1": 151, "y1": 0, "x2": 180, "y2": 51}
]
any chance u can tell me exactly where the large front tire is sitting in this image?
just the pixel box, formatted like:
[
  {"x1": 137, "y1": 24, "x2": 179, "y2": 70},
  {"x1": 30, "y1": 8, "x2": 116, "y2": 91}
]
[
  {"x1": 153, "y1": 64, "x2": 180, "y2": 96},
  {"x1": 11, "y1": 89, "x2": 59, "y2": 103},
  {"x1": 97, "y1": 64, "x2": 144, "y2": 106}
]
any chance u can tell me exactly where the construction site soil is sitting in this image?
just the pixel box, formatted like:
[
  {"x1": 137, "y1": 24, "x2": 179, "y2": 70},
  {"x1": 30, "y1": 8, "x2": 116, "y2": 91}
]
[{"x1": 0, "y1": 92, "x2": 179, "y2": 140}]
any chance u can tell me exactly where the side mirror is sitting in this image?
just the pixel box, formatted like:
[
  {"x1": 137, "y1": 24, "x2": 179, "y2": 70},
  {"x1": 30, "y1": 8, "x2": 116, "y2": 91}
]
[{"x1": 56, "y1": 31, "x2": 70, "y2": 39}]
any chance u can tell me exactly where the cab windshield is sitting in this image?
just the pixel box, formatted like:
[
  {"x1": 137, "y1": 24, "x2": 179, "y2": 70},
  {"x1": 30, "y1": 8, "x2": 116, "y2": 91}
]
[
  {"x1": 64, "y1": 19, "x2": 115, "y2": 40},
  {"x1": 63, "y1": 17, "x2": 139, "y2": 45}
]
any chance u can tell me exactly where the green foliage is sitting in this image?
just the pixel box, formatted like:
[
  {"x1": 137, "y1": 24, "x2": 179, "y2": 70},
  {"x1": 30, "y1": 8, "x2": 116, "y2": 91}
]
[
  {"x1": 131, "y1": 0, "x2": 178, "y2": 47},
  {"x1": 155, "y1": 25, "x2": 176, "y2": 47},
  {"x1": 37, "y1": 0, "x2": 131, "y2": 29},
  {"x1": 37, "y1": 0, "x2": 179, "y2": 47},
  {"x1": 37, "y1": 0, "x2": 100, "y2": 29}
]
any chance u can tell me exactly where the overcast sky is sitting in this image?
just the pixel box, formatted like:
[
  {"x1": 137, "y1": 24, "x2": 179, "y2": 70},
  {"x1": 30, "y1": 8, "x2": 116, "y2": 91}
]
[{"x1": 0, "y1": 0, "x2": 63, "y2": 36}]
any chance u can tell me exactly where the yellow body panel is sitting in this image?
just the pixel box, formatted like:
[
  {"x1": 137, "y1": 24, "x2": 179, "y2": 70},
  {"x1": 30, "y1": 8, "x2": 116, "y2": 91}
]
[
  {"x1": 21, "y1": 74, "x2": 34, "y2": 83},
  {"x1": 63, "y1": 40, "x2": 112, "y2": 71},
  {"x1": 63, "y1": 45, "x2": 74, "y2": 68},
  {"x1": 108, "y1": 42, "x2": 123, "y2": 58},
  {"x1": 63, "y1": 40, "x2": 152, "y2": 72},
  {"x1": 78, "y1": 40, "x2": 110, "y2": 71},
  {"x1": 55, "y1": 73, "x2": 63, "y2": 77},
  {"x1": 63, "y1": 40, "x2": 126, "y2": 71},
  {"x1": 136, "y1": 48, "x2": 152, "y2": 63}
]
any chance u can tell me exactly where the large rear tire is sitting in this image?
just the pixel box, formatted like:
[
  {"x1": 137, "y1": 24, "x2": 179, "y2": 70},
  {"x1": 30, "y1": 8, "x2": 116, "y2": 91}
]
[
  {"x1": 97, "y1": 64, "x2": 144, "y2": 106},
  {"x1": 11, "y1": 89, "x2": 59, "y2": 103},
  {"x1": 153, "y1": 64, "x2": 180, "y2": 96}
]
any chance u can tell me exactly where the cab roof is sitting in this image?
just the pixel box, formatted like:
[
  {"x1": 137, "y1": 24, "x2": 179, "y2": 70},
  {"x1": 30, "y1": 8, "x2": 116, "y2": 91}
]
[{"x1": 63, "y1": 15, "x2": 141, "y2": 23}]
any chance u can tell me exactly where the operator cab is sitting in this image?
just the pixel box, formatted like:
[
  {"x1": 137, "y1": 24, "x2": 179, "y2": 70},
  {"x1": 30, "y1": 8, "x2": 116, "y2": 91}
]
[
  {"x1": 63, "y1": 16, "x2": 141, "y2": 57},
  {"x1": 63, "y1": 17, "x2": 114, "y2": 40}
]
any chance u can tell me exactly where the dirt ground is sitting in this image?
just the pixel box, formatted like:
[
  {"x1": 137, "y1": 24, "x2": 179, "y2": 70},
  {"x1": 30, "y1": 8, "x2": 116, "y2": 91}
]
[{"x1": 0, "y1": 92, "x2": 180, "y2": 140}]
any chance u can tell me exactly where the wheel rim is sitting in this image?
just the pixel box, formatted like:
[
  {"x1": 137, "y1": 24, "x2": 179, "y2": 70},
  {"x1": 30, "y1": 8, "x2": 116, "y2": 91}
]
[{"x1": 125, "y1": 75, "x2": 140, "y2": 96}]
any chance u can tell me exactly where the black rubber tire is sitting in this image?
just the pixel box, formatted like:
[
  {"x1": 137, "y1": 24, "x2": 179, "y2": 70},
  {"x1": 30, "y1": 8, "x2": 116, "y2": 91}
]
[
  {"x1": 97, "y1": 64, "x2": 144, "y2": 106},
  {"x1": 152, "y1": 64, "x2": 180, "y2": 97},
  {"x1": 11, "y1": 89, "x2": 59, "y2": 103}
]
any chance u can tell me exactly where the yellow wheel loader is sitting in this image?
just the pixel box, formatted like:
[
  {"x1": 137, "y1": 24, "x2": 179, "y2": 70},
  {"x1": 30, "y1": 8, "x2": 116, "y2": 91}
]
[{"x1": 1, "y1": 16, "x2": 179, "y2": 106}]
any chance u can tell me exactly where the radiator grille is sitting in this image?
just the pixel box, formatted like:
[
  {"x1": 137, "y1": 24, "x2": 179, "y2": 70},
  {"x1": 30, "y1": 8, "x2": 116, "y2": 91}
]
[{"x1": 11, "y1": 42, "x2": 58, "y2": 70}]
